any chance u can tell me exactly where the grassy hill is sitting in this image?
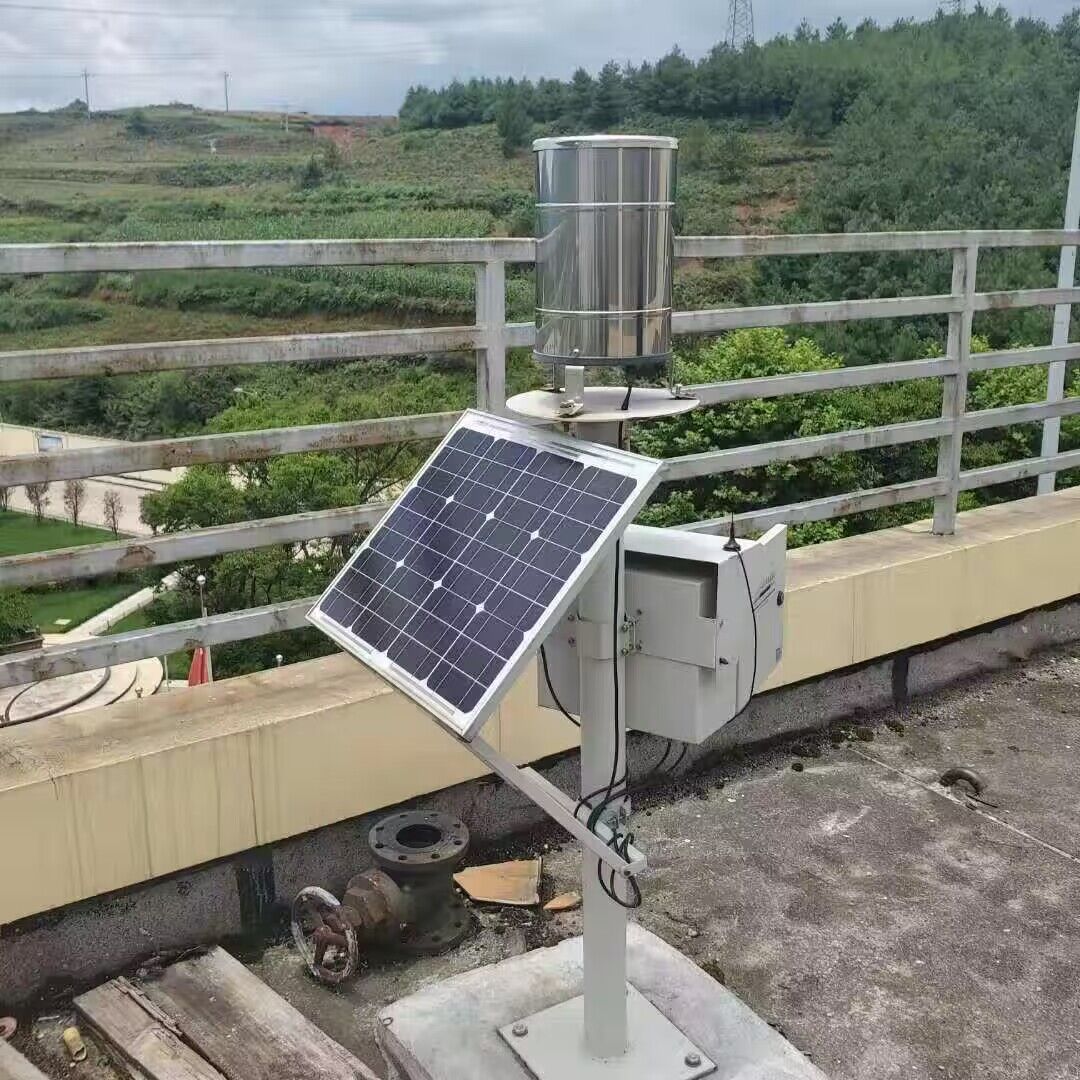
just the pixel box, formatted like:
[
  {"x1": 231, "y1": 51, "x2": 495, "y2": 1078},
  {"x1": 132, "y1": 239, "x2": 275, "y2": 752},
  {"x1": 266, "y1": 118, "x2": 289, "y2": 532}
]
[{"x1": 0, "y1": 105, "x2": 825, "y2": 364}]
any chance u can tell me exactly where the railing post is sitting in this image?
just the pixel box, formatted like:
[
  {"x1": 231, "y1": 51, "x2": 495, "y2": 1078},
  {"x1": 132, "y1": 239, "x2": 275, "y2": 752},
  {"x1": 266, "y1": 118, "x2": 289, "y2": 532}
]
[
  {"x1": 475, "y1": 258, "x2": 507, "y2": 413},
  {"x1": 1037, "y1": 88, "x2": 1080, "y2": 494},
  {"x1": 933, "y1": 244, "x2": 978, "y2": 534}
]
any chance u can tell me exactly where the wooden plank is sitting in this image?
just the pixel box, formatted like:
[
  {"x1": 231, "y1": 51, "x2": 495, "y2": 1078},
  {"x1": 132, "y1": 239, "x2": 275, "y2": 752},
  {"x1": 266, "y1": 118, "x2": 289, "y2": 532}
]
[
  {"x1": 139, "y1": 947, "x2": 376, "y2": 1080},
  {"x1": 0, "y1": 1040, "x2": 50, "y2": 1080},
  {"x1": 77, "y1": 979, "x2": 224, "y2": 1080}
]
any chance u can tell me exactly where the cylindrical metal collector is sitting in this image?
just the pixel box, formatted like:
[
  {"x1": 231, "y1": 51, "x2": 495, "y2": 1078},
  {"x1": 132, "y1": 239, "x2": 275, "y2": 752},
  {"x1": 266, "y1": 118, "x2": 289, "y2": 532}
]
[{"x1": 533, "y1": 134, "x2": 677, "y2": 368}]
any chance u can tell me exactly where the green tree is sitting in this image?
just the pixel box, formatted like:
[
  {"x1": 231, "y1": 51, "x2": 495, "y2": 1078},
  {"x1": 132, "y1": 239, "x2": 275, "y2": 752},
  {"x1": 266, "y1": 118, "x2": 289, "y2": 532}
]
[
  {"x1": 296, "y1": 154, "x2": 325, "y2": 190},
  {"x1": 495, "y1": 89, "x2": 531, "y2": 157},
  {"x1": 0, "y1": 590, "x2": 34, "y2": 646},
  {"x1": 125, "y1": 109, "x2": 151, "y2": 137},
  {"x1": 590, "y1": 61, "x2": 627, "y2": 129},
  {"x1": 709, "y1": 126, "x2": 755, "y2": 181},
  {"x1": 569, "y1": 68, "x2": 596, "y2": 125},
  {"x1": 633, "y1": 329, "x2": 939, "y2": 533},
  {"x1": 680, "y1": 119, "x2": 711, "y2": 170},
  {"x1": 133, "y1": 356, "x2": 483, "y2": 678},
  {"x1": 789, "y1": 82, "x2": 834, "y2": 138},
  {"x1": 320, "y1": 137, "x2": 345, "y2": 173}
]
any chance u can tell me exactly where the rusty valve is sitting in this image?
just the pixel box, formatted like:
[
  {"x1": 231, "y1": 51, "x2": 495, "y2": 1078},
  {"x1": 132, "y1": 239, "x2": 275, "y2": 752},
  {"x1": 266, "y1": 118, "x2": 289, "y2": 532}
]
[{"x1": 291, "y1": 810, "x2": 471, "y2": 986}]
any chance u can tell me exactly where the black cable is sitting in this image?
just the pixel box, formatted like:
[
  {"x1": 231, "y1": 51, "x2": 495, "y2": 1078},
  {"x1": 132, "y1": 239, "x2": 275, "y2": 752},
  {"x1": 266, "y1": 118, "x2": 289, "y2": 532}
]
[
  {"x1": 597, "y1": 539, "x2": 643, "y2": 908},
  {"x1": 617, "y1": 382, "x2": 633, "y2": 449},
  {"x1": 583, "y1": 539, "x2": 624, "y2": 814},
  {"x1": 539, "y1": 643, "x2": 579, "y2": 728},
  {"x1": 728, "y1": 542, "x2": 760, "y2": 724},
  {"x1": 665, "y1": 742, "x2": 689, "y2": 775},
  {"x1": 598, "y1": 835, "x2": 642, "y2": 908},
  {"x1": 651, "y1": 738, "x2": 674, "y2": 774},
  {"x1": 591, "y1": 540, "x2": 760, "y2": 911}
]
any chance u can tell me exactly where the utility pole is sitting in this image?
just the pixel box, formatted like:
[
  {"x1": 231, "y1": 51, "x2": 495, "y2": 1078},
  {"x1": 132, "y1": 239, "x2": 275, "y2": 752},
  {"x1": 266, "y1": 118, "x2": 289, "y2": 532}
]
[
  {"x1": 222, "y1": 71, "x2": 229, "y2": 113},
  {"x1": 726, "y1": 0, "x2": 755, "y2": 49},
  {"x1": 283, "y1": 102, "x2": 290, "y2": 134},
  {"x1": 82, "y1": 67, "x2": 90, "y2": 118}
]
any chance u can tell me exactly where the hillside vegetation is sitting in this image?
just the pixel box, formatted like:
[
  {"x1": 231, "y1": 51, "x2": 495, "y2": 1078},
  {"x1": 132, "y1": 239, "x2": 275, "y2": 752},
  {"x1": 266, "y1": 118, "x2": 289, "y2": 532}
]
[{"x1": 1, "y1": 7, "x2": 1078, "y2": 676}]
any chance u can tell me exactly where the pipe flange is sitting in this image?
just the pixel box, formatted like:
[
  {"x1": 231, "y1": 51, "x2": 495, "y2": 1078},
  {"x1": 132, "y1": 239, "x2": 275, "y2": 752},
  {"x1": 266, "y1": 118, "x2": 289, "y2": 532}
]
[
  {"x1": 398, "y1": 890, "x2": 471, "y2": 955},
  {"x1": 370, "y1": 810, "x2": 469, "y2": 874}
]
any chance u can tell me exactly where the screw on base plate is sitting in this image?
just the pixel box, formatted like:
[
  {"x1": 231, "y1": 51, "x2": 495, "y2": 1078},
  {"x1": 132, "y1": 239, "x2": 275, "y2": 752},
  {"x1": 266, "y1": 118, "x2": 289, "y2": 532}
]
[
  {"x1": 511, "y1": 1022, "x2": 529, "y2": 1037},
  {"x1": 684, "y1": 1051, "x2": 701, "y2": 1067}
]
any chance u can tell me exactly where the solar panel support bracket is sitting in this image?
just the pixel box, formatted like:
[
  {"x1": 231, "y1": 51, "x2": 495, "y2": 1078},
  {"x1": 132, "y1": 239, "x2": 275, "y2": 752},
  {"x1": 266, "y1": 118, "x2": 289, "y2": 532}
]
[
  {"x1": 572, "y1": 617, "x2": 617, "y2": 661},
  {"x1": 468, "y1": 735, "x2": 647, "y2": 878}
]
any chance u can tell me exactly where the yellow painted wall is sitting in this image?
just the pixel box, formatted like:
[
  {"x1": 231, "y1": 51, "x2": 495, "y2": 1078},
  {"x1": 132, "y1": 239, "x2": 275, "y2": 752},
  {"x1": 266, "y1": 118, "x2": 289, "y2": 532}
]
[
  {"x1": 0, "y1": 423, "x2": 178, "y2": 485},
  {"x1": 1, "y1": 488, "x2": 1078, "y2": 925}
]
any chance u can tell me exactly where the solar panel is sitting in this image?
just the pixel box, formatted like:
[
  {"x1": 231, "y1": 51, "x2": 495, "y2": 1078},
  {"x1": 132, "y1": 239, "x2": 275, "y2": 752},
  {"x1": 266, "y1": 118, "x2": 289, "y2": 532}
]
[{"x1": 308, "y1": 410, "x2": 662, "y2": 740}]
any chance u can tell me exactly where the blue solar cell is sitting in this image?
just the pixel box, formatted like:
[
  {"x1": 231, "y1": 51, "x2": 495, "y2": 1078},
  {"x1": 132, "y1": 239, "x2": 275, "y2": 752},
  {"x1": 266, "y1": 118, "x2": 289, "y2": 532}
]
[{"x1": 310, "y1": 413, "x2": 658, "y2": 734}]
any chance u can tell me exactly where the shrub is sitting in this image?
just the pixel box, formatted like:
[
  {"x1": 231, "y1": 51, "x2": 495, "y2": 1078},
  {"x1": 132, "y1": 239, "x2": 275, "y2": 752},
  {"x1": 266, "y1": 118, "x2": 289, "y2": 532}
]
[
  {"x1": 0, "y1": 590, "x2": 35, "y2": 645},
  {"x1": 296, "y1": 154, "x2": 325, "y2": 190},
  {"x1": 0, "y1": 297, "x2": 105, "y2": 332}
]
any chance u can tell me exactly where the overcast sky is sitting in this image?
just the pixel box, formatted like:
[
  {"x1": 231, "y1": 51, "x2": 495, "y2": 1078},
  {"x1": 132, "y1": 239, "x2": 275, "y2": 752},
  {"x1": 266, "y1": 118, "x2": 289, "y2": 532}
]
[{"x1": 1, "y1": 0, "x2": 1078, "y2": 116}]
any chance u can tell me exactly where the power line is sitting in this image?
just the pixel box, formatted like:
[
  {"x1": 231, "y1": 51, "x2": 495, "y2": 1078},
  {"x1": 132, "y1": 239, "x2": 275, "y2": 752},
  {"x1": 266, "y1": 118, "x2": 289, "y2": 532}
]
[{"x1": 0, "y1": 41, "x2": 436, "y2": 65}]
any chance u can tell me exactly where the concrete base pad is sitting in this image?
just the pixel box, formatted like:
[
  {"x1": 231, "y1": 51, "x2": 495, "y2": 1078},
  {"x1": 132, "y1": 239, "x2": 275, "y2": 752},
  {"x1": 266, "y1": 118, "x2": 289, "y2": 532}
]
[
  {"x1": 499, "y1": 985, "x2": 714, "y2": 1080},
  {"x1": 376, "y1": 925, "x2": 826, "y2": 1080}
]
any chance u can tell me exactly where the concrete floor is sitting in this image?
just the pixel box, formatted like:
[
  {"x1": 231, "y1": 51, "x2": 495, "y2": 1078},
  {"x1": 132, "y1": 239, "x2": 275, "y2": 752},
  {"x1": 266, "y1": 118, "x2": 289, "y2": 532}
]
[{"x1": 12, "y1": 643, "x2": 1080, "y2": 1080}]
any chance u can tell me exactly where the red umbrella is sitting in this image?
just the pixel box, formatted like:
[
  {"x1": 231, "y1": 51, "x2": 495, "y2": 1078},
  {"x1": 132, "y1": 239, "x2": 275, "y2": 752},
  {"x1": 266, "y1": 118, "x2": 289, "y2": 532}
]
[{"x1": 187, "y1": 647, "x2": 210, "y2": 686}]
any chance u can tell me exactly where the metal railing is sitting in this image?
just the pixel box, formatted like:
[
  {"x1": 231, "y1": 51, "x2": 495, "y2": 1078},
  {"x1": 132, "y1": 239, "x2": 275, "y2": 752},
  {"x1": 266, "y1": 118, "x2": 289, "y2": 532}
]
[{"x1": 2, "y1": 230, "x2": 1079, "y2": 689}]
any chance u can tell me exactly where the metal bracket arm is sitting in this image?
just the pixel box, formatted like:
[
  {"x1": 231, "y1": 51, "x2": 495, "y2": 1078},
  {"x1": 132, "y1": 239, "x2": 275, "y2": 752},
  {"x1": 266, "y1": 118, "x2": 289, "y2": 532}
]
[{"x1": 468, "y1": 736, "x2": 647, "y2": 878}]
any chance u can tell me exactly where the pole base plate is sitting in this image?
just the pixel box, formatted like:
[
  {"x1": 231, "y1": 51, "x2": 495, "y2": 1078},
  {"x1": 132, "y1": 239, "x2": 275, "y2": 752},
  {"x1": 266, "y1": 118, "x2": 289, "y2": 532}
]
[
  {"x1": 499, "y1": 984, "x2": 715, "y2": 1080},
  {"x1": 376, "y1": 926, "x2": 827, "y2": 1080}
]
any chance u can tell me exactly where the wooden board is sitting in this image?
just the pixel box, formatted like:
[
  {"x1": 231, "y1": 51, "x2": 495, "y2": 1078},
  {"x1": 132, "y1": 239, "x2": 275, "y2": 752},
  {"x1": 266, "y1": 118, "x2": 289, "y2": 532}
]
[
  {"x1": 137, "y1": 947, "x2": 374, "y2": 1080},
  {"x1": 0, "y1": 1040, "x2": 50, "y2": 1080},
  {"x1": 77, "y1": 979, "x2": 225, "y2": 1080}
]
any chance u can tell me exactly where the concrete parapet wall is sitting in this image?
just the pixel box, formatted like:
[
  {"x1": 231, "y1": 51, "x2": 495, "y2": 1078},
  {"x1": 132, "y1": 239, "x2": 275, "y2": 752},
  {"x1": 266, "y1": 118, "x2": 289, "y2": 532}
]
[{"x1": 1, "y1": 488, "x2": 1079, "y2": 1003}]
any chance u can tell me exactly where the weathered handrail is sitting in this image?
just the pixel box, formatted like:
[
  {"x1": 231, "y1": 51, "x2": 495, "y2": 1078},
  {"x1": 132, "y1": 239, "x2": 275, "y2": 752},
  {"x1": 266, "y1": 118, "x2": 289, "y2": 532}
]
[{"x1": 1, "y1": 229, "x2": 1078, "y2": 689}]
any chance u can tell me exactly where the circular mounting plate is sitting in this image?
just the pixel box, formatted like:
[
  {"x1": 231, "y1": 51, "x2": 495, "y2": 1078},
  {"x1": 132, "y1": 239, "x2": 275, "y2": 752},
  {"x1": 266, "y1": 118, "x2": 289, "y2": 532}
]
[{"x1": 506, "y1": 387, "x2": 699, "y2": 425}]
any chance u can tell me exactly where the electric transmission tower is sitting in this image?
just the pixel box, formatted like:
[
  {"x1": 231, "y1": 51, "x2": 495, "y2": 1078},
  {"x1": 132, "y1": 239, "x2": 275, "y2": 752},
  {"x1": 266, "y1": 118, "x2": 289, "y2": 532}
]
[
  {"x1": 943, "y1": 0, "x2": 964, "y2": 12},
  {"x1": 727, "y1": 0, "x2": 755, "y2": 49}
]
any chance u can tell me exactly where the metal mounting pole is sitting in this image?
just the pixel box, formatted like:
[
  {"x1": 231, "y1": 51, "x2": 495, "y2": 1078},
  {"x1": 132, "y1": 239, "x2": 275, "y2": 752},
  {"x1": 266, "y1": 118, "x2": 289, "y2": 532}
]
[
  {"x1": 1038, "y1": 86, "x2": 1080, "y2": 494},
  {"x1": 576, "y1": 423, "x2": 628, "y2": 1061}
]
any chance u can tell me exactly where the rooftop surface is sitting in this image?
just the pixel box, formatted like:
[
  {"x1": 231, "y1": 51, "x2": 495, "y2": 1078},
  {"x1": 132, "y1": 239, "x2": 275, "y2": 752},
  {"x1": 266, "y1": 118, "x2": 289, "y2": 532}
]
[{"x1": 14, "y1": 641, "x2": 1080, "y2": 1080}]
